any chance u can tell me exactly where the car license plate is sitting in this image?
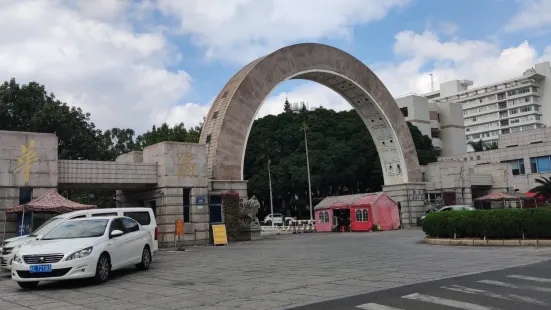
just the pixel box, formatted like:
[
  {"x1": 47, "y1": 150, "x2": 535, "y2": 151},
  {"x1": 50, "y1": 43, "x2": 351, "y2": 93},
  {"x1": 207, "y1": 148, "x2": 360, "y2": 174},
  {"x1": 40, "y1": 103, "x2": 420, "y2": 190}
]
[{"x1": 29, "y1": 265, "x2": 52, "y2": 273}]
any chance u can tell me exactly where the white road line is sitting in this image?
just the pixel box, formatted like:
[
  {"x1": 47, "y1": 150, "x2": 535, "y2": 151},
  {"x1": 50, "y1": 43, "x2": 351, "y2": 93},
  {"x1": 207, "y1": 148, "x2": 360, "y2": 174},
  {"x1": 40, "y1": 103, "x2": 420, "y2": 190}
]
[
  {"x1": 479, "y1": 279, "x2": 551, "y2": 293},
  {"x1": 477, "y1": 280, "x2": 518, "y2": 288},
  {"x1": 355, "y1": 303, "x2": 404, "y2": 310},
  {"x1": 508, "y1": 275, "x2": 551, "y2": 283},
  {"x1": 402, "y1": 293, "x2": 498, "y2": 310},
  {"x1": 442, "y1": 285, "x2": 547, "y2": 306}
]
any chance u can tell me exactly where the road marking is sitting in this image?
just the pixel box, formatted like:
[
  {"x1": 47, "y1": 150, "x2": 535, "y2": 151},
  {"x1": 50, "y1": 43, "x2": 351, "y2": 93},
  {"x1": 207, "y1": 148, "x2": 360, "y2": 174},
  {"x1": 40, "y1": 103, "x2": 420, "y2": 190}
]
[
  {"x1": 356, "y1": 303, "x2": 404, "y2": 310},
  {"x1": 479, "y1": 279, "x2": 551, "y2": 293},
  {"x1": 477, "y1": 280, "x2": 518, "y2": 288},
  {"x1": 442, "y1": 285, "x2": 546, "y2": 306},
  {"x1": 508, "y1": 275, "x2": 551, "y2": 283},
  {"x1": 402, "y1": 293, "x2": 498, "y2": 310}
]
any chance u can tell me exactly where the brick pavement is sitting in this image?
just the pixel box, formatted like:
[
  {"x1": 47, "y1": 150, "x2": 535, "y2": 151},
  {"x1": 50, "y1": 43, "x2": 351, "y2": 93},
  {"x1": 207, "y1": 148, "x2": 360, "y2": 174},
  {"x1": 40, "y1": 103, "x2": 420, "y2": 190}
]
[{"x1": 1, "y1": 229, "x2": 551, "y2": 309}]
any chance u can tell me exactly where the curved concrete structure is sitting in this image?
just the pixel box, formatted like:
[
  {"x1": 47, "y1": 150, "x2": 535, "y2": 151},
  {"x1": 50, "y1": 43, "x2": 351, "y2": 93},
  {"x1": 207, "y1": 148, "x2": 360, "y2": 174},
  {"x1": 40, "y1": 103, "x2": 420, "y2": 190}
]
[{"x1": 200, "y1": 43, "x2": 421, "y2": 185}]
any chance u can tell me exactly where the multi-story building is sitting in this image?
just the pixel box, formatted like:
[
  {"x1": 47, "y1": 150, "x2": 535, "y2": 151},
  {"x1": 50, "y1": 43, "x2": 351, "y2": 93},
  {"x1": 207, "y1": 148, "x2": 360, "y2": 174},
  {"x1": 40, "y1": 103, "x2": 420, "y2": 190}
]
[
  {"x1": 422, "y1": 61, "x2": 551, "y2": 152},
  {"x1": 395, "y1": 94, "x2": 466, "y2": 157}
]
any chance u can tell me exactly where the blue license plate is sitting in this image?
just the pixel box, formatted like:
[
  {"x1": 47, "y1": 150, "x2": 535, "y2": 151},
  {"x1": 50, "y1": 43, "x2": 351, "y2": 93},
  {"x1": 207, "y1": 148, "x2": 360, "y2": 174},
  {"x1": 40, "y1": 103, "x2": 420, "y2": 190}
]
[{"x1": 29, "y1": 265, "x2": 52, "y2": 273}]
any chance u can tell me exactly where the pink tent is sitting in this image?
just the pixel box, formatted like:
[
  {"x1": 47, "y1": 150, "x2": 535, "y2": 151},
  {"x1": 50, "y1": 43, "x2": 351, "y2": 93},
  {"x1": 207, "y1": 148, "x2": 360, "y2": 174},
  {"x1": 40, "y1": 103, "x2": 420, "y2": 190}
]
[{"x1": 353, "y1": 193, "x2": 400, "y2": 230}]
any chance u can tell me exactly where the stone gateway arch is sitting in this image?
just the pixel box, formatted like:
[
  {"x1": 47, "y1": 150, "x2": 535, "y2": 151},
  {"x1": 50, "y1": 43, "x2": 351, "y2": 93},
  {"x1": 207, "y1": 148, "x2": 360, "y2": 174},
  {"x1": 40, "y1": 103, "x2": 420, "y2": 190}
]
[{"x1": 200, "y1": 43, "x2": 425, "y2": 226}]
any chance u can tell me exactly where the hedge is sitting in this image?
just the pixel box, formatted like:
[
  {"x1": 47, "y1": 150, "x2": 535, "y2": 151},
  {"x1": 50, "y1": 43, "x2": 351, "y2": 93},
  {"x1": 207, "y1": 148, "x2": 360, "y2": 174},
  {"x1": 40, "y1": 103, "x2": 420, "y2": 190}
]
[{"x1": 422, "y1": 208, "x2": 551, "y2": 239}]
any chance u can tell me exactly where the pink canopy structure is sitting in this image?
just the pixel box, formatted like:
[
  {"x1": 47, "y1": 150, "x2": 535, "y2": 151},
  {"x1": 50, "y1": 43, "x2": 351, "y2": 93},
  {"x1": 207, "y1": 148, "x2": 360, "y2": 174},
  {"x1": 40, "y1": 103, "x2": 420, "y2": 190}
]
[{"x1": 6, "y1": 189, "x2": 96, "y2": 214}]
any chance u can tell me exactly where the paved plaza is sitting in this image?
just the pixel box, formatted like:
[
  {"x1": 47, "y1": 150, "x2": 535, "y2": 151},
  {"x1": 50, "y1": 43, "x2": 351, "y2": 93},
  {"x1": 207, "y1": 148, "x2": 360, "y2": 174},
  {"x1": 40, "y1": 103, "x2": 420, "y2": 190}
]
[{"x1": 1, "y1": 229, "x2": 551, "y2": 310}]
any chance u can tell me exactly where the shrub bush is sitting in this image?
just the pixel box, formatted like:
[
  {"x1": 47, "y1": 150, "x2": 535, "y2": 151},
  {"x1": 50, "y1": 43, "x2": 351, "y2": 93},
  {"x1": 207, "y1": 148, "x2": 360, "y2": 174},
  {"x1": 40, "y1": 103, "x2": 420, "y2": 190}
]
[{"x1": 422, "y1": 208, "x2": 551, "y2": 239}]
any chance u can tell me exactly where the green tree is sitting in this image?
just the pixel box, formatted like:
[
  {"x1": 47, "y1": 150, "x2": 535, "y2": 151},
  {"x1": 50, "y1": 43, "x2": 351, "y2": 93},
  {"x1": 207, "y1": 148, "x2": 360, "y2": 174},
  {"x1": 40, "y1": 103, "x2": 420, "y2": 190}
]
[
  {"x1": 530, "y1": 177, "x2": 551, "y2": 199},
  {"x1": 0, "y1": 78, "x2": 107, "y2": 160},
  {"x1": 244, "y1": 108, "x2": 437, "y2": 219},
  {"x1": 283, "y1": 98, "x2": 292, "y2": 113}
]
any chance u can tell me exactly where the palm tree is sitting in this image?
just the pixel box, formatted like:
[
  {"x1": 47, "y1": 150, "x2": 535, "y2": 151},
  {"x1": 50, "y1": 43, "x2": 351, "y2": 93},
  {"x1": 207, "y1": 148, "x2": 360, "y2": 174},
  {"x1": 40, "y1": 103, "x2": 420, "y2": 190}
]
[{"x1": 529, "y1": 177, "x2": 551, "y2": 199}]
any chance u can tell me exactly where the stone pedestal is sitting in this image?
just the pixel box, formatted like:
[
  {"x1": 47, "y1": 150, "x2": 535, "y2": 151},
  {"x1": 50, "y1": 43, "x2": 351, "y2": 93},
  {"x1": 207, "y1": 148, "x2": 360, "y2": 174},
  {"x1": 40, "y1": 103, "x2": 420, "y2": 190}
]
[
  {"x1": 236, "y1": 226, "x2": 261, "y2": 241},
  {"x1": 383, "y1": 183, "x2": 427, "y2": 227}
]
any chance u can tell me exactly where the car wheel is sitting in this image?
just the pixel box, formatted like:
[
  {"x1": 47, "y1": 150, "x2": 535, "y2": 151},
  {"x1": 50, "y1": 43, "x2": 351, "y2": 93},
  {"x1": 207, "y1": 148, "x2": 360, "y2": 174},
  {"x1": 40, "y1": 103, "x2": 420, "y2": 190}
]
[
  {"x1": 17, "y1": 281, "x2": 38, "y2": 289},
  {"x1": 136, "y1": 246, "x2": 152, "y2": 271},
  {"x1": 265, "y1": 220, "x2": 272, "y2": 226},
  {"x1": 94, "y1": 253, "x2": 111, "y2": 284}
]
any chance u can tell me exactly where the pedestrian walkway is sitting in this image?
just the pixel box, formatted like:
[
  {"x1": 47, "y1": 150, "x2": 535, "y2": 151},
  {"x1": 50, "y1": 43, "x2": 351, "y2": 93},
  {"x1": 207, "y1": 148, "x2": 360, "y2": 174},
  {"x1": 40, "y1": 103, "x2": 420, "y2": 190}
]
[{"x1": 353, "y1": 273, "x2": 551, "y2": 310}]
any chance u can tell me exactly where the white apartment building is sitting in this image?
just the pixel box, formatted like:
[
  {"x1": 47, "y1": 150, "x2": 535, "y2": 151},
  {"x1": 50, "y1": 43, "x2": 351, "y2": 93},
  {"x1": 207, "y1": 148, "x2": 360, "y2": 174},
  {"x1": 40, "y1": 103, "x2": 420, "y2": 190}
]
[
  {"x1": 395, "y1": 94, "x2": 466, "y2": 157},
  {"x1": 422, "y1": 61, "x2": 551, "y2": 152}
]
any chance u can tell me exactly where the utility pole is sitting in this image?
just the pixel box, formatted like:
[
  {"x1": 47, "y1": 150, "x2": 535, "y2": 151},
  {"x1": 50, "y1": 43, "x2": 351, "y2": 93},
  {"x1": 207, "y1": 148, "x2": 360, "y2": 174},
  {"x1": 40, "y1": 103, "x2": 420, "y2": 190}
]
[
  {"x1": 302, "y1": 122, "x2": 314, "y2": 221},
  {"x1": 268, "y1": 158, "x2": 274, "y2": 228},
  {"x1": 430, "y1": 73, "x2": 434, "y2": 92}
]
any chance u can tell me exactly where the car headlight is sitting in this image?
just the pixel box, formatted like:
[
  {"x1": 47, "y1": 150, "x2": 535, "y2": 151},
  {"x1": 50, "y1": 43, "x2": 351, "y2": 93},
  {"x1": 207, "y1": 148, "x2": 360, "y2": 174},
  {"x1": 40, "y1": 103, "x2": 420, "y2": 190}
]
[
  {"x1": 66, "y1": 247, "x2": 93, "y2": 261},
  {"x1": 13, "y1": 254, "x2": 22, "y2": 263}
]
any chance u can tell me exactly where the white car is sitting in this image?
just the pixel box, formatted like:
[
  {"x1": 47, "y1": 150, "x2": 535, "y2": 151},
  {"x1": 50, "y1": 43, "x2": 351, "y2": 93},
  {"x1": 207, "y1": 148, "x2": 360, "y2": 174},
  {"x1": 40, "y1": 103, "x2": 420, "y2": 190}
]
[
  {"x1": 263, "y1": 213, "x2": 296, "y2": 226},
  {"x1": 1, "y1": 207, "x2": 158, "y2": 271},
  {"x1": 11, "y1": 216, "x2": 153, "y2": 289}
]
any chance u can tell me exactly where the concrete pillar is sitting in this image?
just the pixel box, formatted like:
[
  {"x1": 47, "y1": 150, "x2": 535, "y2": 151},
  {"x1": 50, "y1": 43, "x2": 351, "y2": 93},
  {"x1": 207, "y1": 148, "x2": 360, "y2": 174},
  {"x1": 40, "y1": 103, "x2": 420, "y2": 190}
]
[{"x1": 383, "y1": 183, "x2": 427, "y2": 227}]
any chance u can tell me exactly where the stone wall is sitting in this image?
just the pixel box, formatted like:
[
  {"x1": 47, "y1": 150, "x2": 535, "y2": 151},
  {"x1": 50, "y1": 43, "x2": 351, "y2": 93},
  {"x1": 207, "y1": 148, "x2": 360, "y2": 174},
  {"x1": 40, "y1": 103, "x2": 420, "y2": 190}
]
[
  {"x1": 383, "y1": 183, "x2": 426, "y2": 227},
  {"x1": 0, "y1": 131, "x2": 58, "y2": 237},
  {"x1": 116, "y1": 141, "x2": 210, "y2": 247}
]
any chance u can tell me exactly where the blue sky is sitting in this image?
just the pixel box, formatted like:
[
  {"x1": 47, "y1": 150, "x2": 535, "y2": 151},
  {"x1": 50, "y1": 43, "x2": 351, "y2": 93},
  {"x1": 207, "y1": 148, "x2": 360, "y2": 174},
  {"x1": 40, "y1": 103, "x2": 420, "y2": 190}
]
[{"x1": 2, "y1": 0, "x2": 551, "y2": 133}]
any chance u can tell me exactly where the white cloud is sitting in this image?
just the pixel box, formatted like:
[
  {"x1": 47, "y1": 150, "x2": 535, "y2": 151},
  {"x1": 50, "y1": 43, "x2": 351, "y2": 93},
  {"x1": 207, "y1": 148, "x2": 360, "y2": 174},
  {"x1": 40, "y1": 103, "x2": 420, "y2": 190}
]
[
  {"x1": 505, "y1": 0, "x2": 551, "y2": 32},
  {"x1": 263, "y1": 30, "x2": 551, "y2": 116},
  {"x1": 0, "y1": 0, "x2": 190, "y2": 133},
  {"x1": 155, "y1": 0, "x2": 410, "y2": 64}
]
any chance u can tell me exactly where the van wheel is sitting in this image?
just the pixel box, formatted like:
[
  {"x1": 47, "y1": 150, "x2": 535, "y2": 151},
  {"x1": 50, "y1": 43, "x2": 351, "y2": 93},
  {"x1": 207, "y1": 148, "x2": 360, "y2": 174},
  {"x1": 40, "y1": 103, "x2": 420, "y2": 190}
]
[
  {"x1": 136, "y1": 246, "x2": 151, "y2": 271},
  {"x1": 18, "y1": 281, "x2": 38, "y2": 289},
  {"x1": 94, "y1": 254, "x2": 111, "y2": 284}
]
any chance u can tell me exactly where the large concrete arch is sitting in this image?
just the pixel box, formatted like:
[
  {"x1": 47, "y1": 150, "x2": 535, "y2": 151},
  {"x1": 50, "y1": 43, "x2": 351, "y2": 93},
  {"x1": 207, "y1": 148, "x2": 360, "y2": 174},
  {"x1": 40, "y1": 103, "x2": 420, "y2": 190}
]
[{"x1": 200, "y1": 43, "x2": 421, "y2": 186}]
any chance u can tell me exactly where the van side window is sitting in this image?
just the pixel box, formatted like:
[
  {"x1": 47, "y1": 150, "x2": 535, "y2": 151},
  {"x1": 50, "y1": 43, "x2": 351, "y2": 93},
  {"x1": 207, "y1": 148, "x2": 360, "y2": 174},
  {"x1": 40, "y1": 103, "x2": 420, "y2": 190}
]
[
  {"x1": 70, "y1": 215, "x2": 86, "y2": 219},
  {"x1": 123, "y1": 211, "x2": 151, "y2": 225},
  {"x1": 92, "y1": 212, "x2": 117, "y2": 217}
]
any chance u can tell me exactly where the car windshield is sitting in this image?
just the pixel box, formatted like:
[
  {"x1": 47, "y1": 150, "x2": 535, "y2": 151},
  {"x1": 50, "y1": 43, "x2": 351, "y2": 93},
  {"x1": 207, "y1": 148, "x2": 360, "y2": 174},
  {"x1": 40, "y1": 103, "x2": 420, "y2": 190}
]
[
  {"x1": 42, "y1": 219, "x2": 109, "y2": 240},
  {"x1": 29, "y1": 217, "x2": 63, "y2": 237}
]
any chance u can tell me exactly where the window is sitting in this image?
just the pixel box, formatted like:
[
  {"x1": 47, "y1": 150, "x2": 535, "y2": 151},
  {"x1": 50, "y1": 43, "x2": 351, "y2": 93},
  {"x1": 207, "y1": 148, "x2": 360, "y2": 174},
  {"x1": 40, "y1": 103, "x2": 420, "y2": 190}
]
[
  {"x1": 183, "y1": 188, "x2": 191, "y2": 223},
  {"x1": 206, "y1": 134, "x2": 211, "y2": 144},
  {"x1": 109, "y1": 219, "x2": 126, "y2": 235},
  {"x1": 19, "y1": 187, "x2": 33, "y2": 205},
  {"x1": 121, "y1": 218, "x2": 139, "y2": 232},
  {"x1": 355, "y1": 209, "x2": 369, "y2": 222},
  {"x1": 502, "y1": 159, "x2": 525, "y2": 175},
  {"x1": 400, "y1": 107, "x2": 408, "y2": 117},
  {"x1": 212, "y1": 111, "x2": 219, "y2": 119},
  {"x1": 520, "y1": 106, "x2": 532, "y2": 113},
  {"x1": 209, "y1": 195, "x2": 222, "y2": 223},
  {"x1": 530, "y1": 156, "x2": 551, "y2": 173},
  {"x1": 319, "y1": 211, "x2": 330, "y2": 223},
  {"x1": 123, "y1": 211, "x2": 151, "y2": 225},
  {"x1": 92, "y1": 212, "x2": 117, "y2": 217},
  {"x1": 510, "y1": 109, "x2": 518, "y2": 115},
  {"x1": 69, "y1": 215, "x2": 86, "y2": 219}
]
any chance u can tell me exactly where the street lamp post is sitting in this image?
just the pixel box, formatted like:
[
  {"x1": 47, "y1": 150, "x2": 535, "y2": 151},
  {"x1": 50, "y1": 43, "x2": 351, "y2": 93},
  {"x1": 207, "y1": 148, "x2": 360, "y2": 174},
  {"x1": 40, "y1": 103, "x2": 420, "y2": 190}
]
[
  {"x1": 302, "y1": 123, "x2": 314, "y2": 221},
  {"x1": 268, "y1": 158, "x2": 275, "y2": 228}
]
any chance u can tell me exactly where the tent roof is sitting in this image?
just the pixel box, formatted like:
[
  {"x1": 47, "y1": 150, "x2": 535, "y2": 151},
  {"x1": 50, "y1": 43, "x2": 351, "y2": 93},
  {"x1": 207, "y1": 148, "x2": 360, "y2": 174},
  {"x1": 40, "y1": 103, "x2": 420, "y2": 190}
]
[
  {"x1": 6, "y1": 189, "x2": 97, "y2": 214},
  {"x1": 314, "y1": 192, "x2": 381, "y2": 211}
]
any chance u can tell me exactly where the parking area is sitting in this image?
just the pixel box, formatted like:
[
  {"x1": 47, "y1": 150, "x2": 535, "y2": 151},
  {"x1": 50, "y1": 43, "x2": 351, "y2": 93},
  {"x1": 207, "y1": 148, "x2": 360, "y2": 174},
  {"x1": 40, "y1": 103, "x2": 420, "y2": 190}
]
[{"x1": 1, "y1": 229, "x2": 551, "y2": 310}]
